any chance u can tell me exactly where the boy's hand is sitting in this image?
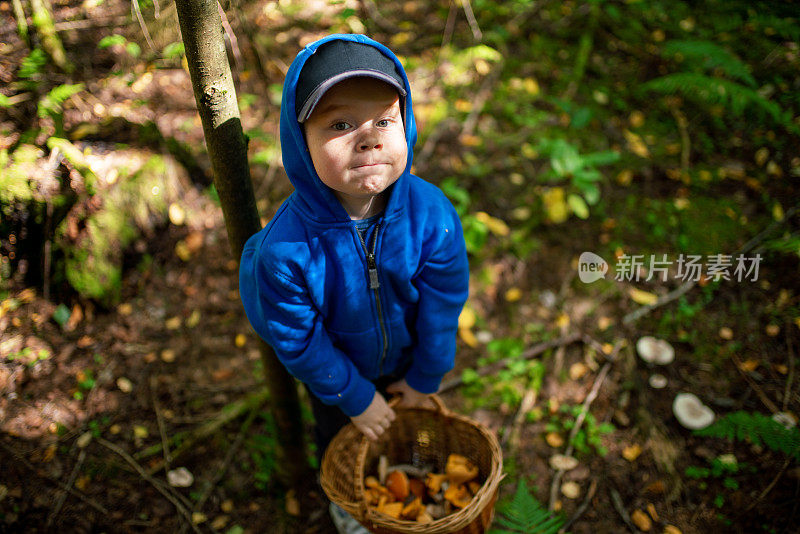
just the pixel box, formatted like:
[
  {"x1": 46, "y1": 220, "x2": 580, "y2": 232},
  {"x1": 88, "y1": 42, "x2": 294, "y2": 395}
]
[
  {"x1": 351, "y1": 391, "x2": 396, "y2": 442},
  {"x1": 386, "y1": 379, "x2": 435, "y2": 409}
]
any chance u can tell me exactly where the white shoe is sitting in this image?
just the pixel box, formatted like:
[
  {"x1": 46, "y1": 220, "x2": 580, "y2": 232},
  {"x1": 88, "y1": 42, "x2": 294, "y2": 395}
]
[{"x1": 329, "y1": 502, "x2": 371, "y2": 534}]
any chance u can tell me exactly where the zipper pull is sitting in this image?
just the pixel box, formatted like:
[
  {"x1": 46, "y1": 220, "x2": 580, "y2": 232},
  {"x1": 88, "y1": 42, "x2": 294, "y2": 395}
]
[{"x1": 367, "y1": 254, "x2": 380, "y2": 289}]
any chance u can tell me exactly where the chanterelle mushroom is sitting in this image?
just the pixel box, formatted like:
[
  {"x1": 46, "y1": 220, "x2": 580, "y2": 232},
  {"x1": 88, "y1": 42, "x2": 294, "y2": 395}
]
[
  {"x1": 672, "y1": 392, "x2": 715, "y2": 429},
  {"x1": 637, "y1": 336, "x2": 675, "y2": 365}
]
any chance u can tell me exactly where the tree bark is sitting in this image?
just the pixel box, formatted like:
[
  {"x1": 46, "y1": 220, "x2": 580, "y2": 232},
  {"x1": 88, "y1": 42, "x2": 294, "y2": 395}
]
[{"x1": 174, "y1": 0, "x2": 309, "y2": 487}]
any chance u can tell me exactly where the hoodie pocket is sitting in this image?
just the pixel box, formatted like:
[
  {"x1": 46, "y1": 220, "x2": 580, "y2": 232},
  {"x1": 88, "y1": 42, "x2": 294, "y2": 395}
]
[{"x1": 327, "y1": 327, "x2": 382, "y2": 379}]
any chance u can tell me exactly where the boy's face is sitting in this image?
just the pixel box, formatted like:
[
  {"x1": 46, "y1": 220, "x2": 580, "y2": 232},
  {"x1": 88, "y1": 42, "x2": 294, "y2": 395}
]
[{"x1": 304, "y1": 77, "x2": 407, "y2": 208}]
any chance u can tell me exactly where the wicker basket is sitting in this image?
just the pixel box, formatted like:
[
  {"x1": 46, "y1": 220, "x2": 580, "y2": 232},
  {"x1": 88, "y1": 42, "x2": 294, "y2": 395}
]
[{"x1": 320, "y1": 396, "x2": 503, "y2": 534}]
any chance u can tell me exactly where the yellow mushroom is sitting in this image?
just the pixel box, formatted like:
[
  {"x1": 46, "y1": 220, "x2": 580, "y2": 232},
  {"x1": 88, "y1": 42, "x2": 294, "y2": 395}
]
[
  {"x1": 377, "y1": 501, "x2": 403, "y2": 519},
  {"x1": 425, "y1": 472, "x2": 448, "y2": 495},
  {"x1": 444, "y1": 484, "x2": 473, "y2": 508},
  {"x1": 401, "y1": 497, "x2": 424, "y2": 520},
  {"x1": 445, "y1": 454, "x2": 479, "y2": 485}
]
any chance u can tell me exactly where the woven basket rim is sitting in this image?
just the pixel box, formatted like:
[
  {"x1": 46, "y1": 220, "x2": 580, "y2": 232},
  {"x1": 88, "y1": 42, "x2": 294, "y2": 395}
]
[{"x1": 321, "y1": 396, "x2": 504, "y2": 534}]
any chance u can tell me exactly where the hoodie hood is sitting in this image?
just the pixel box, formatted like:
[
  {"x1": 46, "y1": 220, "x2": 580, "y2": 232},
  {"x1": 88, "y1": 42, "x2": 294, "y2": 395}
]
[{"x1": 280, "y1": 34, "x2": 418, "y2": 224}]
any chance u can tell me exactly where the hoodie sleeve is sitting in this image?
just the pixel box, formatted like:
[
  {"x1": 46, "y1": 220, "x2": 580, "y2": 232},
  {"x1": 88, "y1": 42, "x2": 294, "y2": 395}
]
[
  {"x1": 239, "y1": 231, "x2": 376, "y2": 417},
  {"x1": 404, "y1": 203, "x2": 469, "y2": 394}
]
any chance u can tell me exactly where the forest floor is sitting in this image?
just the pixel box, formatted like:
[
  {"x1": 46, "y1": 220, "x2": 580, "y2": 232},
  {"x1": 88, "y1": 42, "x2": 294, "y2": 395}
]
[{"x1": 2, "y1": 0, "x2": 800, "y2": 533}]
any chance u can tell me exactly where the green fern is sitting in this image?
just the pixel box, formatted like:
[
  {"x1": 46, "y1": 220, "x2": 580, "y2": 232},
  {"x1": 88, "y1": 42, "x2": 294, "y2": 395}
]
[
  {"x1": 640, "y1": 73, "x2": 788, "y2": 124},
  {"x1": 37, "y1": 83, "x2": 85, "y2": 119},
  {"x1": 694, "y1": 411, "x2": 800, "y2": 462},
  {"x1": 662, "y1": 40, "x2": 756, "y2": 87},
  {"x1": 490, "y1": 480, "x2": 567, "y2": 534}
]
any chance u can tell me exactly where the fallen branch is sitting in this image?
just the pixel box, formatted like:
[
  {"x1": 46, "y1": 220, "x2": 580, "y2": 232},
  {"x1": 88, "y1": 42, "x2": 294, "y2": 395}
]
[
  {"x1": 609, "y1": 486, "x2": 638, "y2": 533},
  {"x1": 731, "y1": 352, "x2": 780, "y2": 415},
  {"x1": 97, "y1": 438, "x2": 202, "y2": 534},
  {"x1": 744, "y1": 456, "x2": 793, "y2": 513},
  {"x1": 46, "y1": 448, "x2": 87, "y2": 528},
  {"x1": 549, "y1": 359, "x2": 613, "y2": 510},
  {"x1": 0, "y1": 440, "x2": 108, "y2": 515},
  {"x1": 560, "y1": 478, "x2": 598, "y2": 533},
  {"x1": 459, "y1": 0, "x2": 482, "y2": 40},
  {"x1": 439, "y1": 332, "x2": 582, "y2": 392},
  {"x1": 151, "y1": 376, "x2": 173, "y2": 471},
  {"x1": 502, "y1": 387, "x2": 537, "y2": 454},
  {"x1": 134, "y1": 387, "x2": 269, "y2": 471}
]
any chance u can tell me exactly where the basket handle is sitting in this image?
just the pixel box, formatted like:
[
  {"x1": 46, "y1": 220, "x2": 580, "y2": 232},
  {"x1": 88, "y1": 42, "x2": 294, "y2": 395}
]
[{"x1": 386, "y1": 393, "x2": 450, "y2": 414}]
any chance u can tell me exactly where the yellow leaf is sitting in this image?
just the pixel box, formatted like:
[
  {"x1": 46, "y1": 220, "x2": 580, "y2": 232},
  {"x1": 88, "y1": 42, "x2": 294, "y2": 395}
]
[
  {"x1": 459, "y1": 307, "x2": 476, "y2": 330},
  {"x1": 542, "y1": 187, "x2": 569, "y2": 224},
  {"x1": 646, "y1": 503, "x2": 659, "y2": 522},
  {"x1": 616, "y1": 169, "x2": 633, "y2": 186},
  {"x1": 42, "y1": 444, "x2": 57, "y2": 462},
  {"x1": 455, "y1": 99, "x2": 472, "y2": 113},
  {"x1": 765, "y1": 324, "x2": 780, "y2": 337},
  {"x1": 118, "y1": 303, "x2": 133, "y2": 316},
  {"x1": 175, "y1": 240, "x2": 191, "y2": 262},
  {"x1": 459, "y1": 327, "x2": 478, "y2": 348},
  {"x1": 235, "y1": 334, "x2": 247, "y2": 347},
  {"x1": 622, "y1": 444, "x2": 642, "y2": 462},
  {"x1": 773, "y1": 203, "x2": 784, "y2": 221},
  {"x1": 165, "y1": 316, "x2": 182, "y2": 330},
  {"x1": 755, "y1": 147, "x2": 769, "y2": 166},
  {"x1": 631, "y1": 509, "x2": 652, "y2": 531},
  {"x1": 718, "y1": 327, "x2": 734, "y2": 340},
  {"x1": 602, "y1": 343, "x2": 614, "y2": 355},
  {"x1": 628, "y1": 288, "x2": 658, "y2": 306},
  {"x1": 133, "y1": 426, "x2": 148, "y2": 439},
  {"x1": 523, "y1": 77, "x2": 540, "y2": 95},
  {"x1": 545, "y1": 432, "x2": 564, "y2": 448},
  {"x1": 505, "y1": 288, "x2": 522, "y2": 302},
  {"x1": 161, "y1": 349, "x2": 176, "y2": 362},
  {"x1": 569, "y1": 362, "x2": 588, "y2": 380},
  {"x1": 664, "y1": 526, "x2": 682, "y2": 534},
  {"x1": 285, "y1": 489, "x2": 301, "y2": 516},
  {"x1": 737, "y1": 359, "x2": 759, "y2": 372},
  {"x1": 598, "y1": 316, "x2": 614, "y2": 331},
  {"x1": 75, "y1": 475, "x2": 90, "y2": 491},
  {"x1": 186, "y1": 310, "x2": 201, "y2": 328},
  {"x1": 629, "y1": 111, "x2": 645, "y2": 128},
  {"x1": 475, "y1": 211, "x2": 510, "y2": 236},
  {"x1": 556, "y1": 313, "x2": 570, "y2": 329},
  {"x1": 623, "y1": 129, "x2": 650, "y2": 158},
  {"x1": 192, "y1": 512, "x2": 207, "y2": 524},
  {"x1": 766, "y1": 161, "x2": 782, "y2": 177},
  {"x1": 169, "y1": 203, "x2": 186, "y2": 226}
]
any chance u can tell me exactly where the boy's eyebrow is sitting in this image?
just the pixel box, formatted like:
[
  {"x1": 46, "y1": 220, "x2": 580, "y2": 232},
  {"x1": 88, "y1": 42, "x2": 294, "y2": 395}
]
[{"x1": 312, "y1": 99, "x2": 401, "y2": 120}]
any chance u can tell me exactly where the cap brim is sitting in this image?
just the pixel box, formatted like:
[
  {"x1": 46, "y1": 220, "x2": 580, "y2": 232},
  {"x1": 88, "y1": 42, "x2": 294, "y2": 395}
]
[{"x1": 297, "y1": 70, "x2": 406, "y2": 123}]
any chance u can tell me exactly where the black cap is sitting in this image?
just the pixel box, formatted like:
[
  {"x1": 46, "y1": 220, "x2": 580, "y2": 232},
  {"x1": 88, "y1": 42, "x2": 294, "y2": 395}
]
[{"x1": 295, "y1": 40, "x2": 407, "y2": 122}]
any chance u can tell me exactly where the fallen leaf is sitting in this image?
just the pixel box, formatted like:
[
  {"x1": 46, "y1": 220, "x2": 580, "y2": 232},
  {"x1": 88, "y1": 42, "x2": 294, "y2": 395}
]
[
  {"x1": 459, "y1": 307, "x2": 476, "y2": 330},
  {"x1": 737, "y1": 359, "x2": 759, "y2": 372},
  {"x1": 622, "y1": 444, "x2": 642, "y2": 462},
  {"x1": 186, "y1": 310, "x2": 201, "y2": 328},
  {"x1": 475, "y1": 211, "x2": 510, "y2": 236},
  {"x1": 545, "y1": 432, "x2": 564, "y2": 448},
  {"x1": 556, "y1": 313, "x2": 570, "y2": 329},
  {"x1": 560, "y1": 481, "x2": 580, "y2": 499},
  {"x1": 191, "y1": 512, "x2": 207, "y2": 524},
  {"x1": 598, "y1": 316, "x2": 614, "y2": 331},
  {"x1": 624, "y1": 130, "x2": 650, "y2": 158},
  {"x1": 169, "y1": 203, "x2": 186, "y2": 225},
  {"x1": 235, "y1": 334, "x2": 247, "y2": 347},
  {"x1": 42, "y1": 444, "x2": 57, "y2": 462},
  {"x1": 543, "y1": 187, "x2": 569, "y2": 224},
  {"x1": 569, "y1": 362, "x2": 589, "y2": 380},
  {"x1": 718, "y1": 327, "x2": 734, "y2": 340},
  {"x1": 631, "y1": 509, "x2": 652, "y2": 531},
  {"x1": 505, "y1": 288, "x2": 522, "y2": 302},
  {"x1": 133, "y1": 426, "x2": 149, "y2": 439},
  {"x1": 765, "y1": 324, "x2": 780, "y2": 337},
  {"x1": 647, "y1": 503, "x2": 659, "y2": 522},
  {"x1": 663, "y1": 526, "x2": 682, "y2": 534},
  {"x1": 118, "y1": 303, "x2": 133, "y2": 316},
  {"x1": 285, "y1": 489, "x2": 300, "y2": 516},
  {"x1": 75, "y1": 476, "x2": 90, "y2": 491},
  {"x1": 211, "y1": 516, "x2": 230, "y2": 530},
  {"x1": 165, "y1": 316, "x2": 182, "y2": 330},
  {"x1": 76, "y1": 432, "x2": 93, "y2": 449},
  {"x1": 755, "y1": 147, "x2": 769, "y2": 167},
  {"x1": 109, "y1": 425, "x2": 121, "y2": 435},
  {"x1": 221, "y1": 499, "x2": 234, "y2": 513},
  {"x1": 161, "y1": 349, "x2": 176, "y2": 362},
  {"x1": 629, "y1": 288, "x2": 658, "y2": 306},
  {"x1": 459, "y1": 327, "x2": 478, "y2": 348},
  {"x1": 77, "y1": 335, "x2": 95, "y2": 348}
]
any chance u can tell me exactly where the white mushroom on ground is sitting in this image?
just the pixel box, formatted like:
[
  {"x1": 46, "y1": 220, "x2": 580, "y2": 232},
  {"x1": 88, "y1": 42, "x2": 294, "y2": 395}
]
[
  {"x1": 637, "y1": 336, "x2": 675, "y2": 365},
  {"x1": 672, "y1": 392, "x2": 715, "y2": 430},
  {"x1": 649, "y1": 373, "x2": 668, "y2": 389},
  {"x1": 772, "y1": 412, "x2": 798, "y2": 429},
  {"x1": 549, "y1": 454, "x2": 579, "y2": 471}
]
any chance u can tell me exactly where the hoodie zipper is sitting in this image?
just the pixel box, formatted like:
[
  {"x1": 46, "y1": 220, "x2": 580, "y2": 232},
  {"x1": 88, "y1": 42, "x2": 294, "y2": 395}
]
[{"x1": 356, "y1": 221, "x2": 388, "y2": 376}]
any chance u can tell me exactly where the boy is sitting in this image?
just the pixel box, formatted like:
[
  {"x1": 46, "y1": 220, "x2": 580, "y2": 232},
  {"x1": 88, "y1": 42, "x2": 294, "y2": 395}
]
[{"x1": 239, "y1": 34, "x2": 469, "y2": 529}]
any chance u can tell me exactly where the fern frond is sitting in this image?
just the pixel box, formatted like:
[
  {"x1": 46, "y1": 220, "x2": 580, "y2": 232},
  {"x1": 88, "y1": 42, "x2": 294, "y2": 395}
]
[
  {"x1": 662, "y1": 40, "x2": 756, "y2": 87},
  {"x1": 490, "y1": 480, "x2": 566, "y2": 534},
  {"x1": 749, "y1": 14, "x2": 800, "y2": 42},
  {"x1": 694, "y1": 411, "x2": 800, "y2": 462},
  {"x1": 641, "y1": 73, "x2": 786, "y2": 123}
]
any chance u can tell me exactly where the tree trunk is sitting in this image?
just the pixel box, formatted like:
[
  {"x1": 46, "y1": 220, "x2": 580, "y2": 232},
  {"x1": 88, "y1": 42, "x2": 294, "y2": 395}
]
[{"x1": 174, "y1": 0, "x2": 309, "y2": 487}]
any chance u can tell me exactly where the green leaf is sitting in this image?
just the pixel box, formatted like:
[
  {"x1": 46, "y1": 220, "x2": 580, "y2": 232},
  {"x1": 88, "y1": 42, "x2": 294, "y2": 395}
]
[
  {"x1": 52, "y1": 304, "x2": 71, "y2": 326},
  {"x1": 567, "y1": 194, "x2": 589, "y2": 219},
  {"x1": 490, "y1": 479, "x2": 566, "y2": 534},
  {"x1": 98, "y1": 34, "x2": 127, "y2": 49},
  {"x1": 162, "y1": 42, "x2": 185, "y2": 59}
]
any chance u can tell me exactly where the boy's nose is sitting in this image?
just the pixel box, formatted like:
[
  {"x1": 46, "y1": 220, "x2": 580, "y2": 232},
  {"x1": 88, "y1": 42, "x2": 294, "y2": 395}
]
[{"x1": 358, "y1": 141, "x2": 383, "y2": 151}]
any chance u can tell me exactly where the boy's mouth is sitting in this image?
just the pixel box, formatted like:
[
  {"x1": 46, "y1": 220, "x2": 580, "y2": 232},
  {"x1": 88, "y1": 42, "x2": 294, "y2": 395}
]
[{"x1": 351, "y1": 162, "x2": 387, "y2": 169}]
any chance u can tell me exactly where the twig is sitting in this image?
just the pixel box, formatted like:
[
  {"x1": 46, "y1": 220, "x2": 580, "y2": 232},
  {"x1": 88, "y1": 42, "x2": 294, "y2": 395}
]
[
  {"x1": 151, "y1": 377, "x2": 172, "y2": 471},
  {"x1": 97, "y1": 438, "x2": 202, "y2": 534},
  {"x1": 622, "y1": 205, "x2": 799, "y2": 326},
  {"x1": 549, "y1": 360, "x2": 613, "y2": 510},
  {"x1": 502, "y1": 387, "x2": 537, "y2": 452},
  {"x1": 439, "y1": 0, "x2": 457, "y2": 60},
  {"x1": 53, "y1": 16, "x2": 131, "y2": 32},
  {"x1": 669, "y1": 104, "x2": 691, "y2": 174},
  {"x1": 361, "y1": 0, "x2": 400, "y2": 33},
  {"x1": 11, "y1": 0, "x2": 29, "y2": 47},
  {"x1": 560, "y1": 478, "x2": 598, "y2": 533},
  {"x1": 439, "y1": 332, "x2": 582, "y2": 392},
  {"x1": 217, "y1": 0, "x2": 241, "y2": 69},
  {"x1": 46, "y1": 449, "x2": 86, "y2": 528},
  {"x1": 744, "y1": 456, "x2": 793, "y2": 513},
  {"x1": 461, "y1": 65, "x2": 502, "y2": 140},
  {"x1": 731, "y1": 352, "x2": 780, "y2": 415},
  {"x1": 131, "y1": 0, "x2": 155, "y2": 52},
  {"x1": 0, "y1": 440, "x2": 108, "y2": 515},
  {"x1": 784, "y1": 318, "x2": 795, "y2": 412},
  {"x1": 609, "y1": 486, "x2": 638, "y2": 533},
  {"x1": 459, "y1": 0, "x2": 482, "y2": 40}
]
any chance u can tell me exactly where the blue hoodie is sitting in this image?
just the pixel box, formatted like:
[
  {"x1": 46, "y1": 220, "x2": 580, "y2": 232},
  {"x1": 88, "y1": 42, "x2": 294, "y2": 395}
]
[{"x1": 239, "y1": 34, "x2": 469, "y2": 417}]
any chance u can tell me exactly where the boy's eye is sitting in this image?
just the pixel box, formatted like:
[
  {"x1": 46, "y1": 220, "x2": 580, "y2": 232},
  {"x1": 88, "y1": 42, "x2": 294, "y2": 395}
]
[
  {"x1": 376, "y1": 119, "x2": 390, "y2": 127},
  {"x1": 332, "y1": 122, "x2": 350, "y2": 131}
]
